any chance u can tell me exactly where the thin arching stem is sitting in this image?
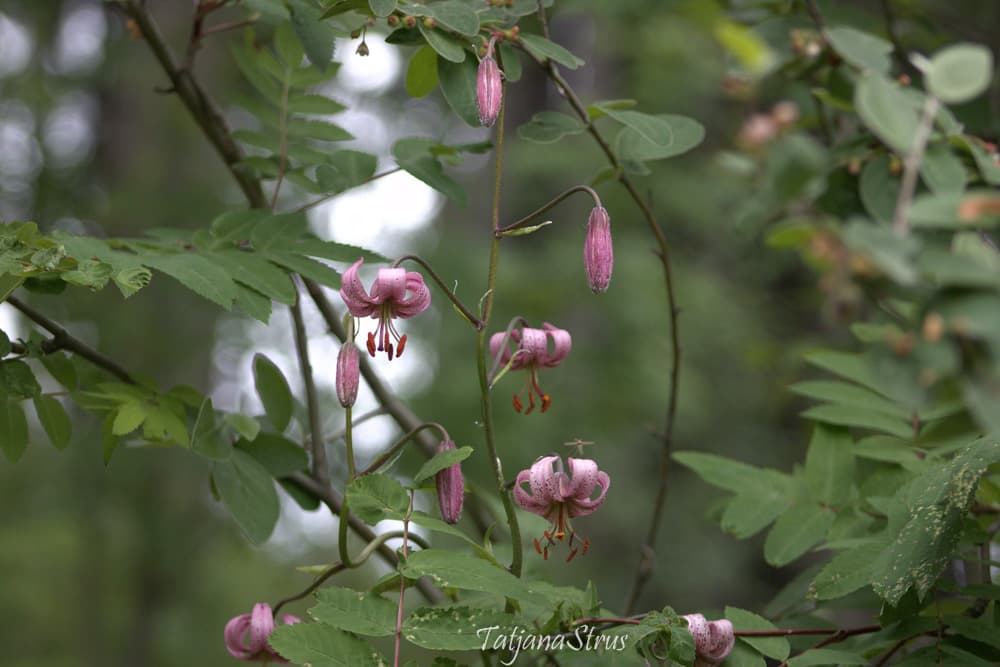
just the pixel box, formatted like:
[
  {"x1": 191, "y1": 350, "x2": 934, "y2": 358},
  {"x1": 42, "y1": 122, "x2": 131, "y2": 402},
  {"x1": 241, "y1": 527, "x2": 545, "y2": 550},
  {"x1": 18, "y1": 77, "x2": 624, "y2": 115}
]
[
  {"x1": 359, "y1": 422, "x2": 452, "y2": 476},
  {"x1": 392, "y1": 254, "x2": 483, "y2": 330},
  {"x1": 496, "y1": 184, "x2": 602, "y2": 235}
]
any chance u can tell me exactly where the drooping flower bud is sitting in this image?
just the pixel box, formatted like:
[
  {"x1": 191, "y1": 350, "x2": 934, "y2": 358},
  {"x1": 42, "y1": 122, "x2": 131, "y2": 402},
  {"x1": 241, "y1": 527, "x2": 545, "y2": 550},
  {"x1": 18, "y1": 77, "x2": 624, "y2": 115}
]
[
  {"x1": 224, "y1": 603, "x2": 301, "y2": 662},
  {"x1": 336, "y1": 342, "x2": 360, "y2": 408},
  {"x1": 435, "y1": 439, "x2": 464, "y2": 524},
  {"x1": 583, "y1": 206, "x2": 613, "y2": 293},
  {"x1": 477, "y1": 39, "x2": 502, "y2": 127}
]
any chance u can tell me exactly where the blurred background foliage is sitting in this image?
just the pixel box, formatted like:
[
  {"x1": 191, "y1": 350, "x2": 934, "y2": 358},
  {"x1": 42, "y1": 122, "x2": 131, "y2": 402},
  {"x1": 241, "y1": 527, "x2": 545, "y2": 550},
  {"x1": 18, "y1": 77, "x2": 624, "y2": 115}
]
[{"x1": 0, "y1": 0, "x2": 997, "y2": 665}]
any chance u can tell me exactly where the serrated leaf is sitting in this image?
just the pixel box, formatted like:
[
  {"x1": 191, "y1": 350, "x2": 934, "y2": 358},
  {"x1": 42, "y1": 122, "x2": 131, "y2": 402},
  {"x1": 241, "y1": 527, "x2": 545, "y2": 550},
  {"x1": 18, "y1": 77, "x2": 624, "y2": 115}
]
[
  {"x1": 112, "y1": 401, "x2": 146, "y2": 435},
  {"x1": 673, "y1": 451, "x2": 791, "y2": 495},
  {"x1": 319, "y1": 150, "x2": 378, "y2": 193},
  {"x1": 274, "y1": 22, "x2": 304, "y2": 67},
  {"x1": 253, "y1": 353, "x2": 293, "y2": 432},
  {"x1": 413, "y1": 445, "x2": 472, "y2": 484},
  {"x1": 926, "y1": 44, "x2": 993, "y2": 104},
  {"x1": 403, "y1": 607, "x2": 518, "y2": 650},
  {"x1": 406, "y1": 45, "x2": 439, "y2": 98},
  {"x1": 804, "y1": 425, "x2": 856, "y2": 506},
  {"x1": 346, "y1": 474, "x2": 409, "y2": 524},
  {"x1": 266, "y1": 252, "x2": 341, "y2": 288},
  {"x1": 399, "y1": 549, "x2": 549, "y2": 606},
  {"x1": 802, "y1": 404, "x2": 915, "y2": 438},
  {"x1": 519, "y1": 33, "x2": 583, "y2": 69},
  {"x1": 142, "y1": 253, "x2": 238, "y2": 310},
  {"x1": 393, "y1": 138, "x2": 467, "y2": 205},
  {"x1": 33, "y1": 395, "x2": 71, "y2": 450},
  {"x1": 234, "y1": 284, "x2": 272, "y2": 323},
  {"x1": 0, "y1": 400, "x2": 29, "y2": 462},
  {"x1": 269, "y1": 622, "x2": 386, "y2": 666},
  {"x1": 209, "y1": 250, "x2": 296, "y2": 305},
  {"x1": 287, "y1": 94, "x2": 346, "y2": 115},
  {"x1": 289, "y1": 0, "x2": 336, "y2": 70},
  {"x1": 725, "y1": 607, "x2": 789, "y2": 661},
  {"x1": 810, "y1": 540, "x2": 884, "y2": 600},
  {"x1": 310, "y1": 587, "x2": 397, "y2": 637},
  {"x1": 213, "y1": 449, "x2": 280, "y2": 544},
  {"x1": 191, "y1": 398, "x2": 231, "y2": 461},
  {"x1": 764, "y1": 504, "x2": 836, "y2": 567},
  {"x1": 790, "y1": 380, "x2": 908, "y2": 419},
  {"x1": 824, "y1": 26, "x2": 892, "y2": 74},
  {"x1": 721, "y1": 490, "x2": 790, "y2": 538},
  {"x1": 437, "y1": 55, "x2": 478, "y2": 127},
  {"x1": 287, "y1": 118, "x2": 353, "y2": 142}
]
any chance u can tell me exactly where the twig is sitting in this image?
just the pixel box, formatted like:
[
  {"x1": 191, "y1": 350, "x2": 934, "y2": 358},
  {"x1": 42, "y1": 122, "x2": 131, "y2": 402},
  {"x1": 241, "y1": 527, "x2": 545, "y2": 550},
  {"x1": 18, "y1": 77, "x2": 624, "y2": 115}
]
[
  {"x1": 359, "y1": 422, "x2": 451, "y2": 476},
  {"x1": 777, "y1": 625, "x2": 881, "y2": 667},
  {"x1": 393, "y1": 493, "x2": 414, "y2": 667},
  {"x1": 495, "y1": 184, "x2": 602, "y2": 235},
  {"x1": 5, "y1": 296, "x2": 135, "y2": 384},
  {"x1": 272, "y1": 562, "x2": 346, "y2": 614},
  {"x1": 892, "y1": 95, "x2": 940, "y2": 235},
  {"x1": 289, "y1": 292, "x2": 330, "y2": 486},
  {"x1": 290, "y1": 168, "x2": 403, "y2": 214},
  {"x1": 285, "y1": 472, "x2": 444, "y2": 604},
  {"x1": 804, "y1": 0, "x2": 825, "y2": 30},
  {"x1": 527, "y1": 7, "x2": 684, "y2": 612},
  {"x1": 269, "y1": 70, "x2": 291, "y2": 209}
]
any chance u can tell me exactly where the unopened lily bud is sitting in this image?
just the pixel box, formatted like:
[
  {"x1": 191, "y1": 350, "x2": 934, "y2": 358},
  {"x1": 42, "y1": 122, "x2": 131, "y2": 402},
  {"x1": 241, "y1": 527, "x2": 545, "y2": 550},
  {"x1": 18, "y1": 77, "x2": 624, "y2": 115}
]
[
  {"x1": 584, "y1": 206, "x2": 613, "y2": 293},
  {"x1": 336, "y1": 343, "x2": 360, "y2": 408},
  {"x1": 477, "y1": 40, "x2": 502, "y2": 127},
  {"x1": 435, "y1": 440, "x2": 464, "y2": 524}
]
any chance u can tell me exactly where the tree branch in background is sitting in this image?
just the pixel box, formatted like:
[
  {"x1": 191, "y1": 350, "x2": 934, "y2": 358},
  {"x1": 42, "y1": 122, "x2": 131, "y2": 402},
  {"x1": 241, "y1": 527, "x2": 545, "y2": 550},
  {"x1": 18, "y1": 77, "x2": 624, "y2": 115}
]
[
  {"x1": 289, "y1": 291, "x2": 331, "y2": 487},
  {"x1": 530, "y1": 4, "x2": 683, "y2": 613},
  {"x1": 5, "y1": 295, "x2": 135, "y2": 384}
]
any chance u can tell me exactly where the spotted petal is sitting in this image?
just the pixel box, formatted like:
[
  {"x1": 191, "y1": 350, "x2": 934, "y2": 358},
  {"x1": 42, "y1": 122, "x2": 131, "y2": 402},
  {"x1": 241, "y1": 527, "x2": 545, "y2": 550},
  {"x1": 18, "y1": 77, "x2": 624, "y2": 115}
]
[
  {"x1": 224, "y1": 613, "x2": 255, "y2": 660},
  {"x1": 539, "y1": 323, "x2": 572, "y2": 367},
  {"x1": 248, "y1": 603, "x2": 275, "y2": 654},
  {"x1": 513, "y1": 467, "x2": 552, "y2": 515},
  {"x1": 370, "y1": 267, "x2": 408, "y2": 304},
  {"x1": 565, "y1": 457, "x2": 609, "y2": 517},
  {"x1": 391, "y1": 271, "x2": 432, "y2": 318}
]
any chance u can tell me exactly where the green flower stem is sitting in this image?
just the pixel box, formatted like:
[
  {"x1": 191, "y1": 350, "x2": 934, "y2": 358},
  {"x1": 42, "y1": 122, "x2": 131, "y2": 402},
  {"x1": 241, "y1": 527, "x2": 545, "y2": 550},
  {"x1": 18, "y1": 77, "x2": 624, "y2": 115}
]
[
  {"x1": 358, "y1": 422, "x2": 451, "y2": 477},
  {"x1": 392, "y1": 254, "x2": 484, "y2": 330},
  {"x1": 477, "y1": 82, "x2": 524, "y2": 577},
  {"x1": 345, "y1": 406, "x2": 356, "y2": 480},
  {"x1": 495, "y1": 184, "x2": 603, "y2": 235}
]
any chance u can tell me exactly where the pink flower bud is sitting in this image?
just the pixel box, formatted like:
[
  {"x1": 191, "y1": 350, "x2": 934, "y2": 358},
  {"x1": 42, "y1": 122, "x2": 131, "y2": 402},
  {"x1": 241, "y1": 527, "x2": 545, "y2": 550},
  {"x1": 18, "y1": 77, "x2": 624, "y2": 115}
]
[
  {"x1": 435, "y1": 439, "x2": 464, "y2": 524},
  {"x1": 584, "y1": 206, "x2": 613, "y2": 293},
  {"x1": 682, "y1": 614, "x2": 735, "y2": 667},
  {"x1": 477, "y1": 46, "x2": 502, "y2": 127},
  {"x1": 336, "y1": 343, "x2": 360, "y2": 408}
]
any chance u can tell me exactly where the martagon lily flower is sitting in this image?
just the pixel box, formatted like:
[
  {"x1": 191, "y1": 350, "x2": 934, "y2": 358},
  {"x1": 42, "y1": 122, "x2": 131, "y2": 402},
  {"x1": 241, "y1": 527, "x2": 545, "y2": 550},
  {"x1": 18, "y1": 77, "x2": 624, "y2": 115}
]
[
  {"x1": 224, "y1": 603, "x2": 300, "y2": 662},
  {"x1": 682, "y1": 614, "x2": 735, "y2": 667},
  {"x1": 489, "y1": 322, "x2": 571, "y2": 413},
  {"x1": 514, "y1": 455, "x2": 610, "y2": 562},
  {"x1": 340, "y1": 258, "x2": 431, "y2": 360}
]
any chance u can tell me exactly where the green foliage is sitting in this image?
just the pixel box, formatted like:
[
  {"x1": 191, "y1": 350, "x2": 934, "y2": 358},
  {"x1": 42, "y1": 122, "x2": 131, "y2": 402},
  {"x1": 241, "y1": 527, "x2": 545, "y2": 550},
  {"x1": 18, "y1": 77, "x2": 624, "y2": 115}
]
[
  {"x1": 412, "y1": 445, "x2": 473, "y2": 484},
  {"x1": 213, "y1": 449, "x2": 281, "y2": 544},
  {"x1": 269, "y1": 622, "x2": 387, "y2": 666}
]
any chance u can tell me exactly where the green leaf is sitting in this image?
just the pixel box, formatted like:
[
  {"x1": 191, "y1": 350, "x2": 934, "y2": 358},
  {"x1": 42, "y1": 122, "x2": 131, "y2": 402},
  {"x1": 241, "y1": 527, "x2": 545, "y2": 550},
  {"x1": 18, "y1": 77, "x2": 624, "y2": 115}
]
[
  {"x1": 424, "y1": 1, "x2": 479, "y2": 36},
  {"x1": 787, "y1": 649, "x2": 867, "y2": 666},
  {"x1": 274, "y1": 22, "x2": 304, "y2": 67},
  {"x1": 0, "y1": 360, "x2": 41, "y2": 399},
  {"x1": 319, "y1": 150, "x2": 378, "y2": 193},
  {"x1": 824, "y1": 26, "x2": 892, "y2": 74},
  {"x1": 673, "y1": 451, "x2": 791, "y2": 495},
  {"x1": 943, "y1": 614, "x2": 1000, "y2": 650},
  {"x1": 926, "y1": 44, "x2": 994, "y2": 104},
  {"x1": 920, "y1": 144, "x2": 967, "y2": 194},
  {"x1": 764, "y1": 504, "x2": 836, "y2": 567},
  {"x1": 517, "y1": 111, "x2": 585, "y2": 144},
  {"x1": 112, "y1": 401, "x2": 147, "y2": 435},
  {"x1": 790, "y1": 380, "x2": 908, "y2": 419},
  {"x1": 287, "y1": 118, "x2": 354, "y2": 142},
  {"x1": 142, "y1": 253, "x2": 238, "y2": 310},
  {"x1": 0, "y1": 330, "x2": 9, "y2": 357},
  {"x1": 519, "y1": 33, "x2": 584, "y2": 69},
  {"x1": 209, "y1": 250, "x2": 296, "y2": 305},
  {"x1": 600, "y1": 108, "x2": 672, "y2": 146},
  {"x1": 252, "y1": 353, "x2": 293, "y2": 432},
  {"x1": 0, "y1": 400, "x2": 29, "y2": 462},
  {"x1": 191, "y1": 399, "x2": 232, "y2": 461},
  {"x1": 234, "y1": 284, "x2": 272, "y2": 323},
  {"x1": 345, "y1": 474, "x2": 409, "y2": 524},
  {"x1": 842, "y1": 220, "x2": 919, "y2": 285},
  {"x1": 855, "y1": 72, "x2": 920, "y2": 155},
  {"x1": 224, "y1": 413, "x2": 261, "y2": 441},
  {"x1": 804, "y1": 425, "x2": 856, "y2": 506},
  {"x1": 213, "y1": 448, "x2": 280, "y2": 544},
  {"x1": 287, "y1": 94, "x2": 347, "y2": 115},
  {"x1": 368, "y1": 0, "x2": 397, "y2": 18},
  {"x1": 721, "y1": 490, "x2": 790, "y2": 538},
  {"x1": 419, "y1": 22, "x2": 466, "y2": 63},
  {"x1": 40, "y1": 352, "x2": 76, "y2": 390},
  {"x1": 498, "y1": 42, "x2": 521, "y2": 81},
  {"x1": 289, "y1": 0, "x2": 336, "y2": 70},
  {"x1": 232, "y1": 43, "x2": 283, "y2": 99},
  {"x1": 33, "y1": 395, "x2": 71, "y2": 450},
  {"x1": 413, "y1": 445, "x2": 472, "y2": 484},
  {"x1": 310, "y1": 587, "x2": 397, "y2": 636},
  {"x1": 269, "y1": 622, "x2": 386, "y2": 667},
  {"x1": 399, "y1": 549, "x2": 549, "y2": 606},
  {"x1": 405, "y1": 45, "x2": 439, "y2": 98},
  {"x1": 393, "y1": 138, "x2": 468, "y2": 205},
  {"x1": 403, "y1": 607, "x2": 519, "y2": 650},
  {"x1": 859, "y1": 154, "x2": 899, "y2": 223},
  {"x1": 809, "y1": 540, "x2": 885, "y2": 600},
  {"x1": 266, "y1": 252, "x2": 341, "y2": 288},
  {"x1": 436, "y1": 55, "x2": 478, "y2": 127},
  {"x1": 615, "y1": 114, "x2": 705, "y2": 163},
  {"x1": 726, "y1": 641, "x2": 767, "y2": 667},
  {"x1": 142, "y1": 404, "x2": 190, "y2": 446},
  {"x1": 803, "y1": 404, "x2": 913, "y2": 438},
  {"x1": 725, "y1": 607, "x2": 789, "y2": 661},
  {"x1": 237, "y1": 432, "x2": 308, "y2": 477}
]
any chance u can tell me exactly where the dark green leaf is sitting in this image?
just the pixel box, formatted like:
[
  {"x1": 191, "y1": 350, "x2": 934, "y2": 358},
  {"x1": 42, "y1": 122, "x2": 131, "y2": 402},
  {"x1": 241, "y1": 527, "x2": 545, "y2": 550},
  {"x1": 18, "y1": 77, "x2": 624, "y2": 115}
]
[
  {"x1": 253, "y1": 353, "x2": 293, "y2": 432},
  {"x1": 424, "y1": 1, "x2": 479, "y2": 36},
  {"x1": 266, "y1": 252, "x2": 341, "y2": 288},
  {"x1": 213, "y1": 449, "x2": 280, "y2": 544},
  {"x1": 519, "y1": 33, "x2": 584, "y2": 69},
  {"x1": 437, "y1": 55, "x2": 478, "y2": 127},
  {"x1": 517, "y1": 111, "x2": 585, "y2": 144},
  {"x1": 787, "y1": 649, "x2": 867, "y2": 666},
  {"x1": 809, "y1": 540, "x2": 884, "y2": 600},
  {"x1": 824, "y1": 26, "x2": 892, "y2": 74},
  {"x1": 287, "y1": 118, "x2": 354, "y2": 142},
  {"x1": 721, "y1": 490, "x2": 789, "y2": 538},
  {"x1": 0, "y1": 360, "x2": 41, "y2": 399},
  {"x1": 209, "y1": 250, "x2": 296, "y2": 305},
  {"x1": 142, "y1": 252, "x2": 239, "y2": 310},
  {"x1": 320, "y1": 150, "x2": 378, "y2": 192},
  {"x1": 345, "y1": 474, "x2": 409, "y2": 523},
  {"x1": 405, "y1": 45, "x2": 439, "y2": 98},
  {"x1": 399, "y1": 549, "x2": 549, "y2": 606},
  {"x1": 311, "y1": 587, "x2": 397, "y2": 636},
  {"x1": 269, "y1": 622, "x2": 386, "y2": 667},
  {"x1": 0, "y1": 400, "x2": 29, "y2": 462},
  {"x1": 238, "y1": 432, "x2": 308, "y2": 477},
  {"x1": 287, "y1": 94, "x2": 346, "y2": 115},
  {"x1": 33, "y1": 395, "x2": 71, "y2": 450},
  {"x1": 498, "y1": 42, "x2": 521, "y2": 81},
  {"x1": 191, "y1": 399, "x2": 232, "y2": 461},
  {"x1": 764, "y1": 504, "x2": 836, "y2": 566},
  {"x1": 859, "y1": 154, "x2": 899, "y2": 223},
  {"x1": 289, "y1": 0, "x2": 336, "y2": 70},
  {"x1": 393, "y1": 138, "x2": 468, "y2": 205},
  {"x1": 804, "y1": 425, "x2": 856, "y2": 507},
  {"x1": 419, "y1": 23, "x2": 467, "y2": 63},
  {"x1": 725, "y1": 607, "x2": 789, "y2": 661},
  {"x1": 403, "y1": 607, "x2": 519, "y2": 650},
  {"x1": 413, "y1": 445, "x2": 472, "y2": 484},
  {"x1": 673, "y1": 451, "x2": 791, "y2": 496}
]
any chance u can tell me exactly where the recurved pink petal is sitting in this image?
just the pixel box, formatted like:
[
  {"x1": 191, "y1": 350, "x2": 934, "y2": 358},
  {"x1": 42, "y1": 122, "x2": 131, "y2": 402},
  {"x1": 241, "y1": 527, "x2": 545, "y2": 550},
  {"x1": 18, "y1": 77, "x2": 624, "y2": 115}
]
[
  {"x1": 224, "y1": 614, "x2": 254, "y2": 659},
  {"x1": 513, "y1": 468, "x2": 551, "y2": 515},
  {"x1": 518, "y1": 327, "x2": 548, "y2": 364},
  {"x1": 566, "y1": 458, "x2": 609, "y2": 517},
  {"x1": 529, "y1": 455, "x2": 561, "y2": 505},
  {"x1": 684, "y1": 614, "x2": 711, "y2": 657},
  {"x1": 248, "y1": 603, "x2": 275, "y2": 653},
  {"x1": 540, "y1": 323, "x2": 572, "y2": 367},
  {"x1": 704, "y1": 619, "x2": 735, "y2": 662},
  {"x1": 339, "y1": 259, "x2": 377, "y2": 317},
  {"x1": 279, "y1": 614, "x2": 302, "y2": 626},
  {"x1": 489, "y1": 331, "x2": 513, "y2": 367},
  {"x1": 370, "y1": 267, "x2": 408, "y2": 304},
  {"x1": 391, "y1": 271, "x2": 432, "y2": 318}
]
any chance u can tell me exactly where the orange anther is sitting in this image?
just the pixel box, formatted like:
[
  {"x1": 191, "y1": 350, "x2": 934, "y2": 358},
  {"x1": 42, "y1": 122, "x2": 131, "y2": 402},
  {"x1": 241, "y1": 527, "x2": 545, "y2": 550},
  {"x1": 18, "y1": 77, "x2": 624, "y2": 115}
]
[
  {"x1": 396, "y1": 334, "x2": 407, "y2": 357},
  {"x1": 366, "y1": 332, "x2": 377, "y2": 357}
]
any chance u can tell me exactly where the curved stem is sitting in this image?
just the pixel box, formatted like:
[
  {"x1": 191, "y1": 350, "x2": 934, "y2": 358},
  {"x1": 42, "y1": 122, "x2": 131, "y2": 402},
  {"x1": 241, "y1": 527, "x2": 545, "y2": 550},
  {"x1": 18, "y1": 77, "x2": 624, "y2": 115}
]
[
  {"x1": 496, "y1": 184, "x2": 602, "y2": 235},
  {"x1": 290, "y1": 291, "x2": 330, "y2": 487},
  {"x1": 393, "y1": 493, "x2": 414, "y2": 667},
  {"x1": 359, "y1": 422, "x2": 451, "y2": 476},
  {"x1": 476, "y1": 81, "x2": 524, "y2": 577},
  {"x1": 525, "y1": 6, "x2": 684, "y2": 610},
  {"x1": 272, "y1": 562, "x2": 347, "y2": 615},
  {"x1": 486, "y1": 315, "x2": 529, "y2": 385},
  {"x1": 392, "y1": 254, "x2": 484, "y2": 330},
  {"x1": 291, "y1": 167, "x2": 403, "y2": 214},
  {"x1": 344, "y1": 406, "x2": 357, "y2": 480}
]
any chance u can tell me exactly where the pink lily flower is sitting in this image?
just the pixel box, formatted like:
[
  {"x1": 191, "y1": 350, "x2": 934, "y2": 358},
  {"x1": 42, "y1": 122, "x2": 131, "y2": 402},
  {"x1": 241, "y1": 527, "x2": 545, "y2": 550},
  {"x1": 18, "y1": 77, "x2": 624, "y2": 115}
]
[
  {"x1": 583, "y1": 206, "x2": 613, "y2": 293},
  {"x1": 435, "y1": 439, "x2": 464, "y2": 524},
  {"x1": 489, "y1": 322, "x2": 571, "y2": 413},
  {"x1": 224, "y1": 603, "x2": 301, "y2": 662},
  {"x1": 682, "y1": 614, "x2": 735, "y2": 667},
  {"x1": 513, "y1": 455, "x2": 610, "y2": 561},
  {"x1": 339, "y1": 258, "x2": 431, "y2": 360},
  {"x1": 477, "y1": 37, "x2": 502, "y2": 127}
]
